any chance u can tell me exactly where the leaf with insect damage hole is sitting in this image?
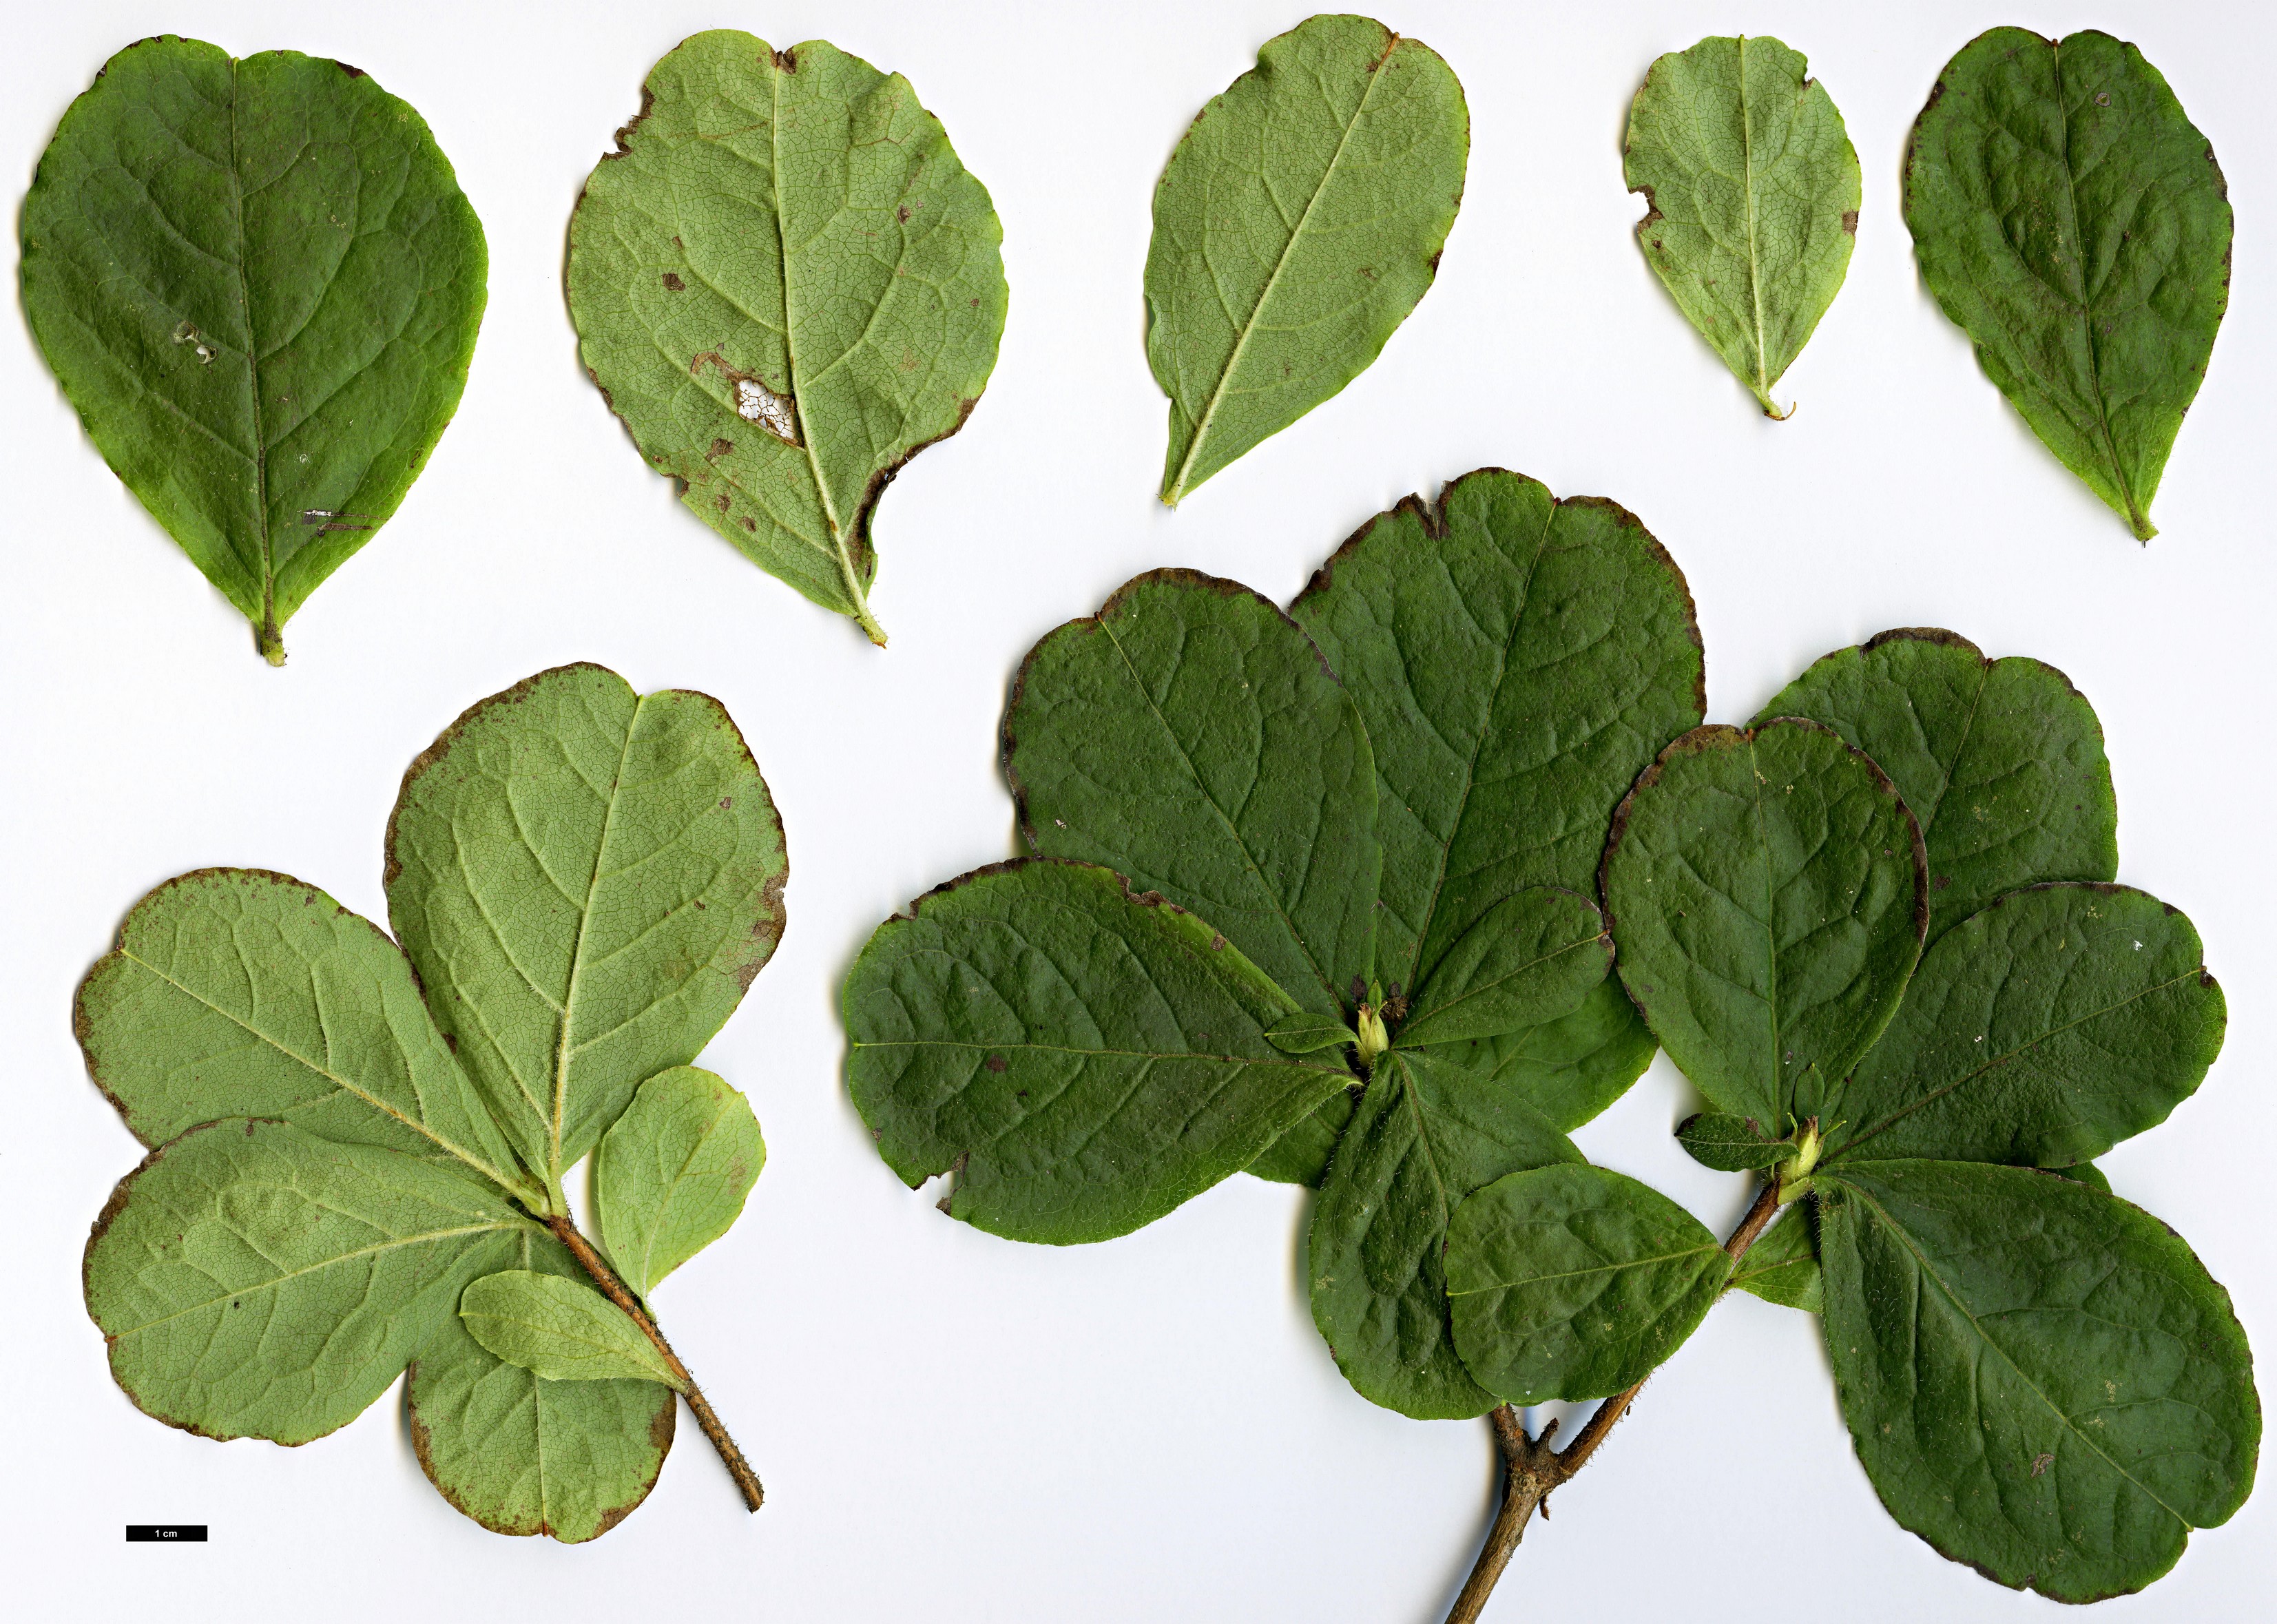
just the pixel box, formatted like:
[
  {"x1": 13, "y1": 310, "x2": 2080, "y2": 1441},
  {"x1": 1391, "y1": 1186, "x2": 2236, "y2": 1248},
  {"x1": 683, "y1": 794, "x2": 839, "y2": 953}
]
[
  {"x1": 460, "y1": 1272, "x2": 687, "y2": 1390},
  {"x1": 1308, "y1": 1050, "x2": 1582, "y2": 1419},
  {"x1": 844, "y1": 860, "x2": 1352, "y2": 1244},
  {"x1": 384, "y1": 663, "x2": 786, "y2": 1194},
  {"x1": 1818, "y1": 1161, "x2": 2258, "y2": 1601},
  {"x1": 1756, "y1": 629, "x2": 2115, "y2": 941},
  {"x1": 595, "y1": 1068, "x2": 765, "y2": 1299},
  {"x1": 1446, "y1": 1163, "x2": 1731, "y2": 1404},
  {"x1": 21, "y1": 36, "x2": 485, "y2": 665},
  {"x1": 1147, "y1": 14, "x2": 1467, "y2": 504},
  {"x1": 1904, "y1": 28, "x2": 2231, "y2": 541},
  {"x1": 568, "y1": 30, "x2": 1006, "y2": 644},
  {"x1": 1602, "y1": 720, "x2": 1926, "y2": 1132},
  {"x1": 1623, "y1": 34, "x2": 1859, "y2": 417}
]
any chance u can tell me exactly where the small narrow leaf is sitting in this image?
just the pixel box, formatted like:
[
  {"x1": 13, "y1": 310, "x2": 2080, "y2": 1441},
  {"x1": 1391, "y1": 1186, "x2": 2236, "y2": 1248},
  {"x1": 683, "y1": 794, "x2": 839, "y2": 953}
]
[
  {"x1": 1008, "y1": 570, "x2": 1380, "y2": 1019},
  {"x1": 1756, "y1": 629, "x2": 2116, "y2": 939},
  {"x1": 1675, "y1": 1112, "x2": 1791, "y2": 1173},
  {"x1": 21, "y1": 37, "x2": 486, "y2": 664},
  {"x1": 1395, "y1": 887, "x2": 1610, "y2": 1049},
  {"x1": 1265, "y1": 1013, "x2": 1359, "y2": 1055},
  {"x1": 1820, "y1": 1162, "x2": 2258, "y2": 1601},
  {"x1": 568, "y1": 31, "x2": 1006, "y2": 642},
  {"x1": 1308, "y1": 1051, "x2": 1581, "y2": 1419},
  {"x1": 1904, "y1": 29, "x2": 2231, "y2": 540},
  {"x1": 1827, "y1": 884, "x2": 2223, "y2": 1169},
  {"x1": 1147, "y1": 15, "x2": 1468, "y2": 503},
  {"x1": 595, "y1": 1068, "x2": 765, "y2": 1299},
  {"x1": 845, "y1": 860, "x2": 1351, "y2": 1243},
  {"x1": 1732, "y1": 1200, "x2": 1820, "y2": 1311},
  {"x1": 1623, "y1": 34, "x2": 1860, "y2": 416},
  {"x1": 85, "y1": 1120, "x2": 532, "y2": 1445},
  {"x1": 1603, "y1": 720, "x2": 1926, "y2": 1129},
  {"x1": 460, "y1": 1272, "x2": 687, "y2": 1391},
  {"x1": 1445, "y1": 1164, "x2": 1732, "y2": 1404}
]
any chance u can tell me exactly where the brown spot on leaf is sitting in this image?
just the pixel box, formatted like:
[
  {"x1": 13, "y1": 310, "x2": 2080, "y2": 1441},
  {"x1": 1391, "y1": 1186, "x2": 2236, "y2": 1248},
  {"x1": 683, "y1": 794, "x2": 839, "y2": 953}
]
[
  {"x1": 1841, "y1": 209, "x2": 1859, "y2": 234},
  {"x1": 985, "y1": 1054, "x2": 1008, "y2": 1073},
  {"x1": 897, "y1": 205, "x2": 911, "y2": 222},
  {"x1": 663, "y1": 272, "x2": 686, "y2": 291},
  {"x1": 707, "y1": 437, "x2": 734, "y2": 459}
]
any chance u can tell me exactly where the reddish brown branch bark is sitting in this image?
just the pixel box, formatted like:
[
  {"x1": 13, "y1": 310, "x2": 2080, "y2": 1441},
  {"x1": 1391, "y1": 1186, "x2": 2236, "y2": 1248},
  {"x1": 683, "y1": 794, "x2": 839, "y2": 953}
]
[{"x1": 545, "y1": 1214, "x2": 765, "y2": 1512}]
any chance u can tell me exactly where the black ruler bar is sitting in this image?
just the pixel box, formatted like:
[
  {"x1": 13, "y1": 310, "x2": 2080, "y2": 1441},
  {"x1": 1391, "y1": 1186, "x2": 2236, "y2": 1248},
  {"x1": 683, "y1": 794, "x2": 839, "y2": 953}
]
[{"x1": 125, "y1": 1525, "x2": 207, "y2": 1542}]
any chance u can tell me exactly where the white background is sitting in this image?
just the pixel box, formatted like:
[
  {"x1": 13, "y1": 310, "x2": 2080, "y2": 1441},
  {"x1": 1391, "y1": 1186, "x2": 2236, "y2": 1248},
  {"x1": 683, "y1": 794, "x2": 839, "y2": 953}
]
[{"x1": 3, "y1": 1, "x2": 2270, "y2": 1618}]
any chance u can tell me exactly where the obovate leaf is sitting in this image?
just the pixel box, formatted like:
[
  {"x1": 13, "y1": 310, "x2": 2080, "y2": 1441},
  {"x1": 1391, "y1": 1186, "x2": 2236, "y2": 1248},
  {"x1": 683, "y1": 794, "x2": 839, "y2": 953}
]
[
  {"x1": 568, "y1": 30, "x2": 1007, "y2": 643},
  {"x1": 1393, "y1": 887, "x2": 1610, "y2": 1049},
  {"x1": 1819, "y1": 1161, "x2": 2258, "y2": 1601},
  {"x1": 460, "y1": 1272, "x2": 687, "y2": 1390},
  {"x1": 1757, "y1": 629, "x2": 2115, "y2": 940},
  {"x1": 407, "y1": 1225, "x2": 676, "y2": 1543},
  {"x1": 1602, "y1": 720, "x2": 1926, "y2": 1129},
  {"x1": 1412, "y1": 977, "x2": 1661, "y2": 1137},
  {"x1": 384, "y1": 663, "x2": 787, "y2": 1196},
  {"x1": 1675, "y1": 1111, "x2": 1792, "y2": 1172},
  {"x1": 1445, "y1": 1164, "x2": 1731, "y2": 1404},
  {"x1": 21, "y1": 37, "x2": 486, "y2": 664},
  {"x1": 1266, "y1": 1012, "x2": 1359, "y2": 1055},
  {"x1": 1307, "y1": 1051, "x2": 1581, "y2": 1419},
  {"x1": 1146, "y1": 14, "x2": 1467, "y2": 503},
  {"x1": 1623, "y1": 34, "x2": 1860, "y2": 417},
  {"x1": 844, "y1": 860, "x2": 1352, "y2": 1243},
  {"x1": 595, "y1": 1067, "x2": 765, "y2": 1299},
  {"x1": 85, "y1": 1119, "x2": 532, "y2": 1444},
  {"x1": 1827, "y1": 884, "x2": 2223, "y2": 1170},
  {"x1": 1732, "y1": 1200, "x2": 1820, "y2": 1311},
  {"x1": 1904, "y1": 29, "x2": 2232, "y2": 540},
  {"x1": 1007, "y1": 570, "x2": 1380, "y2": 1019}
]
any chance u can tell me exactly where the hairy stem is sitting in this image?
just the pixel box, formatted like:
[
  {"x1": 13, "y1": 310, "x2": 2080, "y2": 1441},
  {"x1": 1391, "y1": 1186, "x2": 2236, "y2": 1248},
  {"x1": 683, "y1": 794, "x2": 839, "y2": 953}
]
[
  {"x1": 1442, "y1": 1177, "x2": 1785, "y2": 1623},
  {"x1": 544, "y1": 1214, "x2": 765, "y2": 1511}
]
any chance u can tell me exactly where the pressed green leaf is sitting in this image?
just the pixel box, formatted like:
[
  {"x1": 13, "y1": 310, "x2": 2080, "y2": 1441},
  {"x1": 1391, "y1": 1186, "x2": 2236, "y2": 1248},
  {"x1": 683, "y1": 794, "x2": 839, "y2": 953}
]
[
  {"x1": 595, "y1": 1067, "x2": 765, "y2": 1299},
  {"x1": 2058, "y1": 1159, "x2": 2112, "y2": 1194},
  {"x1": 1446, "y1": 1164, "x2": 1731, "y2": 1404},
  {"x1": 1827, "y1": 884, "x2": 2223, "y2": 1169},
  {"x1": 1756, "y1": 629, "x2": 2116, "y2": 939},
  {"x1": 384, "y1": 663, "x2": 787, "y2": 1188},
  {"x1": 1395, "y1": 887, "x2": 1610, "y2": 1050},
  {"x1": 568, "y1": 30, "x2": 1006, "y2": 643},
  {"x1": 844, "y1": 860, "x2": 1351, "y2": 1242},
  {"x1": 1675, "y1": 1111, "x2": 1792, "y2": 1172},
  {"x1": 1603, "y1": 720, "x2": 1926, "y2": 1129},
  {"x1": 85, "y1": 1119, "x2": 532, "y2": 1445},
  {"x1": 407, "y1": 1227, "x2": 676, "y2": 1544},
  {"x1": 1307, "y1": 1051, "x2": 1581, "y2": 1419},
  {"x1": 1623, "y1": 34, "x2": 1860, "y2": 416},
  {"x1": 1266, "y1": 1012, "x2": 1359, "y2": 1055},
  {"x1": 460, "y1": 1271, "x2": 686, "y2": 1391},
  {"x1": 1820, "y1": 1161, "x2": 2258, "y2": 1601},
  {"x1": 21, "y1": 37, "x2": 485, "y2": 664},
  {"x1": 1732, "y1": 1199, "x2": 1820, "y2": 1311},
  {"x1": 1904, "y1": 28, "x2": 2231, "y2": 540},
  {"x1": 1008, "y1": 570, "x2": 1380, "y2": 1018},
  {"x1": 1147, "y1": 14, "x2": 1467, "y2": 503},
  {"x1": 74, "y1": 867, "x2": 534, "y2": 1204},
  {"x1": 1412, "y1": 975, "x2": 1661, "y2": 1138}
]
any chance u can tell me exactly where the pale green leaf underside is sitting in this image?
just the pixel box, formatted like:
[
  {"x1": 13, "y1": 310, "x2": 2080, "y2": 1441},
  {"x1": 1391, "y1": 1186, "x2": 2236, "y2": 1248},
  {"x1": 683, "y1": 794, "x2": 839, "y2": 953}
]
[
  {"x1": 596, "y1": 1067, "x2": 765, "y2": 1298},
  {"x1": 85, "y1": 1120, "x2": 533, "y2": 1446},
  {"x1": 1624, "y1": 33, "x2": 1859, "y2": 415},
  {"x1": 1904, "y1": 29, "x2": 2232, "y2": 541},
  {"x1": 21, "y1": 35, "x2": 485, "y2": 662},
  {"x1": 1146, "y1": 14, "x2": 1467, "y2": 503},
  {"x1": 568, "y1": 30, "x2": 1007, "y2": 642},
  {"x1": 384, "y1": 663, "x2": 787, "y2": 1190},
  {"x1": 461, "y1": 1271, "x2": 687, "y2": 1390}
]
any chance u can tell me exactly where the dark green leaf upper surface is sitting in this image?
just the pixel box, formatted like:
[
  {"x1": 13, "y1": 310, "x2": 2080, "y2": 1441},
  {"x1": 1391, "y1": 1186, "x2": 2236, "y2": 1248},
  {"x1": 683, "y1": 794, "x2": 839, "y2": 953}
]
[
  {"x1": 1820, "y1": 1161, "x2": 2258, "y2": 1601},
  {"x1": 1623, "y1": 34, "x2": 1860, "y2": 415},
  {"x1": 845, "y1": 860, "x2": 1351, "y2": 1243},
  {"x1": 1675, "y1": 1112, "x2": 1793, "y2": 1172},
  {"x1": 1147, "y1": 15, "x2": 1467, "y2": 503},
  {"x1": 1307, "y1": 1051, "x2": 1580, "y2": 1419},
  {"x1": 1445, "y1": 1164, "x2": 1730, "y2": 1405},
  {"x1": 1757, "y1": 629, "x2": 2116, "y2": 940},
  {"x1": 1731, "y1": 1200, "x2": 1821, "y2": 1311},
  {"x1": 384, "y1": 664, "x2": 787, "y2": 1189},
  {"x1": 1904, "y1": 29, "x2": 2231, "y2": 540},
  {"x1": 1829, "y1": 884, "x2": 2223, "y2": 1169},
  {"x1": 1411, "y1": 975, "x2": 1659, "y2": 1136},
  {"x1": 85, "y1": 1120, "x2": 532, "y2": 1445},
  {"x1": 595, "y1": 1067, "x2": 765, "y2": 1299},
  {"x1": 568, "y1": 31, "x2": 1006, "y2": 642},
  {"x1": 1395, "y1": 887, "x2": 1610, "y2": 1049},
  {"x1": 21, "y1": 37, "x2": 486, "y2": 661},
  {"x1": 1603, "y1": 721, "x2": 1926, "y2": 1129},
  {"x1": 1008, "y1": 572, "x2": 1380, "y2": 1018}
]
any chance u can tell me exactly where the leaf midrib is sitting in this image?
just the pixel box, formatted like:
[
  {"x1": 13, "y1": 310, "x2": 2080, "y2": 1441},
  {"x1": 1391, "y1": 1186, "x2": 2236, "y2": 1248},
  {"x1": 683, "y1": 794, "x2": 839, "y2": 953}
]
[
  {"x1": 224, "y1": 58, "x2": 278, "y2": 636},
  {"x1": 1447, "y1": 1240, "x2": 1723, "y2": 1297},
  {"x1": 1738, "y1": 36, "x2": 1772, "y2": 402},
  {"x1": 550, "y1": 696, "x2": 646, "y2": 1176}
]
